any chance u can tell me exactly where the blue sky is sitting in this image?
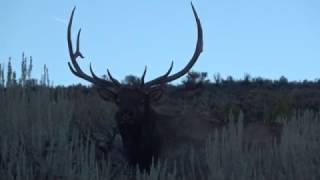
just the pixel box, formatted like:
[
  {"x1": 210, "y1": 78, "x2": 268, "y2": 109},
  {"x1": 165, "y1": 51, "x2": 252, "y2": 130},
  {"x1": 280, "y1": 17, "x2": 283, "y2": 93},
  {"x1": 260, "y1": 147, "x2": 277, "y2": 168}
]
[{"x1": 1, "y1": 0, "x2": 320, "y2": 86}]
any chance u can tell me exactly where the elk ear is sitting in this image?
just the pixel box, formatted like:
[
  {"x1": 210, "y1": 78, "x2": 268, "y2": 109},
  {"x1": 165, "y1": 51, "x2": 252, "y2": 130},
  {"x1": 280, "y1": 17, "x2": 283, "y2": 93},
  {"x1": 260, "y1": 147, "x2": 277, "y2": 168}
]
[
  {"x1": 148, "y1": 87, "x2": 163, "y2": 102},
  {"x1": 96, "y1": 87, "x2": 118, "y2": 102}
]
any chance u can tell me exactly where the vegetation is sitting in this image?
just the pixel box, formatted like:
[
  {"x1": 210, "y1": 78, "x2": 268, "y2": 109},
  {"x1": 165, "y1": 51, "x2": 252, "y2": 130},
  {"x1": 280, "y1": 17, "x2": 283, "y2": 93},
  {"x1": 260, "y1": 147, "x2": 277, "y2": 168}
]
[
  {"x1": 0, "y1": 53, "x2": 51, "y2": 88},
  {"x1": 0, "y1": 54, "x2": 319, "y2": 179}
]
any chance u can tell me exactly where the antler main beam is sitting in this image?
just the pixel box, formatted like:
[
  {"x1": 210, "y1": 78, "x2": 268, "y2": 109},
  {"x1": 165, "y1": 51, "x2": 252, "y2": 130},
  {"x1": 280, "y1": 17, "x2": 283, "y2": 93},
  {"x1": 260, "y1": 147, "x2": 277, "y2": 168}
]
[
  {"x1": 144, "y1": 2, "x2": 203, "y2": 87},
  {"x1": 67, "y1": 7, "x2": 120, "y2": 88}
]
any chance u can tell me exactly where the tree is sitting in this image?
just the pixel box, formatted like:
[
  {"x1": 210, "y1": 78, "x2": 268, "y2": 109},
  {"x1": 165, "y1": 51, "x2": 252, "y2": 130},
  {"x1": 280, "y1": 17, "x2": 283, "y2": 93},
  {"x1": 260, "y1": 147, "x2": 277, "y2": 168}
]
[
  {"x1": 242, "y1": 73, "x2": 251, "y2": 85},
  {"x1": 213, "y1": 73, "x2": 222, "y2": 85},
  {"x1": 12, "y1": 71, "x2": 17, "y2": 86},
  {"x1": 40, "y1": 64, "x2": 50, "y2": 86},
  {"x1": 28, "y1": 56, "x2": 33, "y2": 79},
  {"x1": 182, "y1": 71, "x2": 209, "y2": 89},
  {"x1": 278, "y1": 76, "x2": 288, "y2": 86},
  {"x1": 0, "y1": 63, "x2": 4, "y2": 87},
  {"x1": 19, "y1": 52, "x2": 28, "y2": 85},
  {"x1": 6, "y1": 57, "x2": 12, "y2": 87},
  {"x1": 225, "y1": 76, "x2": 234, "y2": 84},
  {"x1": 123, "y1": 75, "x2": 140, "y2": 86}
]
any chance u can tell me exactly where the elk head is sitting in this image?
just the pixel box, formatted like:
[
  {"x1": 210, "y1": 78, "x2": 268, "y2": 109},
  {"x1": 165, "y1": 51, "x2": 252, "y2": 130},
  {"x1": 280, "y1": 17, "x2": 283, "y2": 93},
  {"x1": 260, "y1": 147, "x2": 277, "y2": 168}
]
[{"x1": 67, "y1": 2, "x2": 203, "y2": 171}]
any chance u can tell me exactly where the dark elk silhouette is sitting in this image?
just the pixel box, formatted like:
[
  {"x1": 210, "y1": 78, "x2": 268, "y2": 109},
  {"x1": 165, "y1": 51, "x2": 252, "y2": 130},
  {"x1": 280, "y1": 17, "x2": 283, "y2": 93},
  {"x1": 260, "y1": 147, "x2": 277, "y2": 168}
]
[{"x1": 67, "y1": 3, "x2": 203, "y2": 172}]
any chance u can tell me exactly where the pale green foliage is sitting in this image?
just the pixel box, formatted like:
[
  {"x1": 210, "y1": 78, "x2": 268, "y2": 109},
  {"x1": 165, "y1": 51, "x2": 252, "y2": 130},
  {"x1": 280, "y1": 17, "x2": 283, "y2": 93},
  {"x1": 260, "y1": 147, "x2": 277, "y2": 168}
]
[
  {"x1": 205, "y1": 111, "x2": 320, "y2": 180},
  {"x1": 0, "y1": 64, "x2": 4, "y2": 87},
  {"x1": 40, "y1": 64, "x2": 50, "y2": 86},
  {"x1": 0, "y1": 87, "x2": 319, "y2": 179}
]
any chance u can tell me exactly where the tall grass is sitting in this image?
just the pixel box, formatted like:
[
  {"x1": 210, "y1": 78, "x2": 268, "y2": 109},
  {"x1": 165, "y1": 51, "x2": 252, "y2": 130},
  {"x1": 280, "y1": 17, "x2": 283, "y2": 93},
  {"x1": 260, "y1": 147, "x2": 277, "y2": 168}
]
[{"x1": 0, "y1": 86, "x2": 319, "y2": 179}]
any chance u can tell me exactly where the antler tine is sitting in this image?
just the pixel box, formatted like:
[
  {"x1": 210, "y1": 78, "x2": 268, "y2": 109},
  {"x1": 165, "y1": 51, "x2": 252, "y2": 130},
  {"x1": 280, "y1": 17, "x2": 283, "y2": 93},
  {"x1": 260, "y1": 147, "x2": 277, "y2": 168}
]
[
  {"x1": 107, "y1": 69, "x2": 121, "y2": 86},
  {"x1": 75, "y1": 29, "x2": 84, "y2": 58},
  {"x1": 68, "y1": 8, "x2": 82, "y2": 70},
  {"x1": 144, "y1": 2, "x2": 203, "y2": 86},
  {"x1": 88, "y1": 63, "x2": 118, "y2": 86},
  {"x1": 141, "y1": 66, "x2": 147, "y2": 85},
  {"x1": 67, "y1": 7, "x2": 120, "y2": 88},
  {"x1": 144, "y1": 61, "x2": 173, "y2": 86}
]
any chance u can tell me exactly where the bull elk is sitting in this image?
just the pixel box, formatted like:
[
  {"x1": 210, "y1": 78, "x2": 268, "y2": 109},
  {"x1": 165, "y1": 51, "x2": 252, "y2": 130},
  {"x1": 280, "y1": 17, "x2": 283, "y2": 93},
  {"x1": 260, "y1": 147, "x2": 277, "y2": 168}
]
[{"x1": 67, "y1": 3, "x2": 203, "y2": 171}]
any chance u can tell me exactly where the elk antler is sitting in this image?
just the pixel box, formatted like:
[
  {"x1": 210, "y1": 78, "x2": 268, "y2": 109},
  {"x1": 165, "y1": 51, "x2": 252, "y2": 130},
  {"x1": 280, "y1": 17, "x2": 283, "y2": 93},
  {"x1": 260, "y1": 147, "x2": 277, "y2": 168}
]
[
  {"x1": 67, "y1": 7, "x2": 120, "y2": 88},
  {"x1": 68, "y1": 2, "x2": 203, "y2": 89},
  {"x1": 144, "y1": 2, "x2": 203, "y2": 87}
]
